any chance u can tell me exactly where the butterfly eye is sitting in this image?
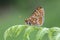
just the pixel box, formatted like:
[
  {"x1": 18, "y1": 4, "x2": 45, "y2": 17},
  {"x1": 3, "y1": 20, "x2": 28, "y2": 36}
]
[
  {"x1": 25, "y1": 19, "x2": 31, "y2": 25},
  {"x1": 26, "y1": 21, "x2": 31, "y2": 25},
  {"x1": 28, "y1": 22, "x2": 31, "y2": 25}
]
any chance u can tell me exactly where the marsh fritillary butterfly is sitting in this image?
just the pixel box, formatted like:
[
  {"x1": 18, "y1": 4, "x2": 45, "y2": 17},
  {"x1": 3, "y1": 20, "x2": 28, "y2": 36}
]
[{"x1": 25, "y1": 7, "x2": 45, "y2": 26}]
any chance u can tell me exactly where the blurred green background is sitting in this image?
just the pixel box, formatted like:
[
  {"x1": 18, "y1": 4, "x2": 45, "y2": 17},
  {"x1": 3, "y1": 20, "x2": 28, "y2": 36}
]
[{"x1": 0, "y1": 0, "x2": 60, "y2": 40}]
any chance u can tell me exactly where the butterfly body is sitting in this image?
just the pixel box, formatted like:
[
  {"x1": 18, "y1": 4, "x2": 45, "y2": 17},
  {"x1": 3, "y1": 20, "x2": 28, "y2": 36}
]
[{"x1": 25, "y1": 7, "x2": 45, "y2": 26}]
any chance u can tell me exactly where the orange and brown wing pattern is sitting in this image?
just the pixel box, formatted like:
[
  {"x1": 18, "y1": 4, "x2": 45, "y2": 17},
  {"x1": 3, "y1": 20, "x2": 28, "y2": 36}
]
[{"x1": 25, "y1": 7, "x2": 45, "y2": 26}]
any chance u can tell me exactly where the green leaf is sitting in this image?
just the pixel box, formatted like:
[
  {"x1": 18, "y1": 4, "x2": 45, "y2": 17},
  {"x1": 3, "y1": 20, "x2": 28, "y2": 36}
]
[
  {"x1": 36, "y1": 27, "x2": 49, "y2": 40},
  {"x1": 55, "y1": 33, "x2": 60, "y2": 40},
  {"x1": 4, "y1": 25, "x2": 27, "y2": 40},
  {"x1": 4, "y1": 25, "x2": 60, "y2": 40},
  {"x1": 24, "y1": 26, "x2": 35, "y2": 40},
  {"x1": 48, "y1": 27, "x2": 60, "y2": 40}
]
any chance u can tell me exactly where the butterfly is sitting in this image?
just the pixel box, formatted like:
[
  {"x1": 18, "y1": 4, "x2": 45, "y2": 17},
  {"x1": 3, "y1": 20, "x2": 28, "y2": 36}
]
[{"x1": 25, "y1": 7, "x2": 45, "y2": 26}]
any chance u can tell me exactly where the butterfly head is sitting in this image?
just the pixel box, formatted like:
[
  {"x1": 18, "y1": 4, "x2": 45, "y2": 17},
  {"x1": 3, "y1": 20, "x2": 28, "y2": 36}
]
[{"x1": 25, "y1": 19, "x2": 32, "y2": 25}]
